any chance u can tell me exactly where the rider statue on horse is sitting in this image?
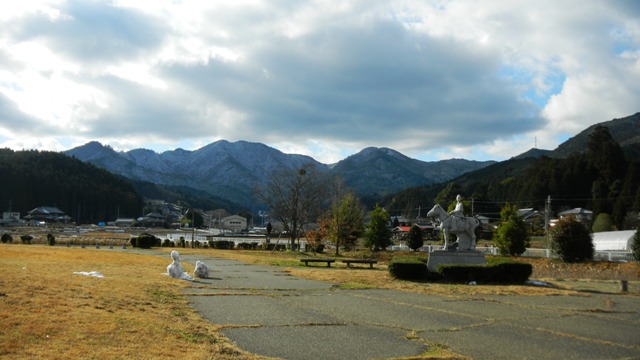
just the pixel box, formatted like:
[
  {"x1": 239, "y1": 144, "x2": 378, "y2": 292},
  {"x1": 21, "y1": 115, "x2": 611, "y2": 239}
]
[{"x1": 427, "y1": 195, "x2": 479, "y2": 251}]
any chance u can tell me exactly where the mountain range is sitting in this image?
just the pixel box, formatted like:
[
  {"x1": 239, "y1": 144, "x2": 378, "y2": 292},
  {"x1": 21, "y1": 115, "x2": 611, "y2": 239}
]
[
  {"x1": 64, "y1": 112, "x2": 640, "y2": 212},
  {"x1": 64, "y1": 142, "x2": 493, "y2": 210}
]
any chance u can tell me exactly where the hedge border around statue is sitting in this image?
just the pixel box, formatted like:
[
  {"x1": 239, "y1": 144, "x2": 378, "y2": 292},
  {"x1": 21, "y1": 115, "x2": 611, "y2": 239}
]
[
  {"x1": 388, "y1": 256, "x2": 532, "y2": 284},
  {"x1": 436, "y1": 258, "x2": 532, "y2": 284},
  {"x1": 388, "y1": 256, "x2": 430, "y2": 280}
]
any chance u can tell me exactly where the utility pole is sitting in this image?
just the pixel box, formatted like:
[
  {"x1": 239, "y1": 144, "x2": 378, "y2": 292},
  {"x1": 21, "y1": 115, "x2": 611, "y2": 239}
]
[
  {"x1": 471, "y1": 198, "x2": 474, "y2": 217},
  {"x1": 191, "y1": 209, "x2": 196, "y2": 243},
  {"x1": 545, "y1": 195, "x2": 551, "y2": 256}
]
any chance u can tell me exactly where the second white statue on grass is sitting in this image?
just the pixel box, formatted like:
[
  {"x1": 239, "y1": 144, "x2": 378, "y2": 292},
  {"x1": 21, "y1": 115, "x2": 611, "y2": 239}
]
[{"x1": 193, "y1": 260, "x2": 210, "y2": 279}]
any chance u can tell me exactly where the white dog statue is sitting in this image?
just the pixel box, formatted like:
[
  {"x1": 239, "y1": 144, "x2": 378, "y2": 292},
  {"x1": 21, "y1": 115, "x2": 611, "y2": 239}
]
[
  {"x1": 193, "y1": 260, "x2": 210, "y2": 279},
  {"x1": 166, "y1": 251, "x2": 193, "y2": 281}
]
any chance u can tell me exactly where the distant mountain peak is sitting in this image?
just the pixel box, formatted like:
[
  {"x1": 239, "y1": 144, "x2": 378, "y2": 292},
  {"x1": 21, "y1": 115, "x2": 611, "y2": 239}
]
[
  {"x1": 63, "y1": 139, "x2": 492, "y2": 209},
  {"x1": 512, "y1": 148, "x2": 552, "y2": 160},
  {"x1": 353, "y1": 146, "x2": 409, "y2": 160}
]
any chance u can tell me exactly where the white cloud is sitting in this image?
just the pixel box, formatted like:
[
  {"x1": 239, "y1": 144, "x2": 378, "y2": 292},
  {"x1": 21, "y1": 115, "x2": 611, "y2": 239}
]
[{"x1": 0, "y1": 0, "x2": 638, "y2": 163}]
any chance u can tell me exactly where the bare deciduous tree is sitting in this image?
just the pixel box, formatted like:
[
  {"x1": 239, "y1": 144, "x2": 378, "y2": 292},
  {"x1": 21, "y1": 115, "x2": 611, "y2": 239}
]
[{"x1": 256, "y1": 164, "x2": 329, "y2": 249}]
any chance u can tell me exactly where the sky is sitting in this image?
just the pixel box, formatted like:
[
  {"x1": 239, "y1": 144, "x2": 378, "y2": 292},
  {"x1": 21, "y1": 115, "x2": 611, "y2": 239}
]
[{"x1": 0, "y1": 1, "x2": 638, "y2": 164}]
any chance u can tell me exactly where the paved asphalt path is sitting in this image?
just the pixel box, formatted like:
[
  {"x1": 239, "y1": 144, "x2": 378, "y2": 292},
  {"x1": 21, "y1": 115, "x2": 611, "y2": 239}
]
[{"x1": 178, "y1": 254, "x2": 640, "y2": 360}]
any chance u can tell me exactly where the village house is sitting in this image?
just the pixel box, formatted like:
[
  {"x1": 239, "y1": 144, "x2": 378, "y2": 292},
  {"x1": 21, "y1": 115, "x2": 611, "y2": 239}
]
[
  {"x1": 24, "y1": 206, "x2": 70, "y2": 224},
  {"x1": 558, "y1": 208, "x2": 593, "y2": 223}
]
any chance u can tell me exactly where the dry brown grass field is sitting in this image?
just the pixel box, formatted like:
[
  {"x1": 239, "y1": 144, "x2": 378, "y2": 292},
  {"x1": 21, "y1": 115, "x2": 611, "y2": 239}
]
[
  {"x1": 1, "y1": 235, "x2": 638, "y2": 359},
  {"x1": 0, "y1": 245, "x2": 261, "y2": 359}
]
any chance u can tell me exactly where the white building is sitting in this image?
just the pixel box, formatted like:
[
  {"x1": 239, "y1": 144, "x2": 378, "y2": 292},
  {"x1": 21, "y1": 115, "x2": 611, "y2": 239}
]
[
  {"x1": 1, "y1": 212, "x2": 23, "y2": 225},
  {"x1": 592, "y1": 230, "x2": 636, "y2": 251},
  {"x1": 221, "y1": 215, "x2": 247, "y2": 232}
]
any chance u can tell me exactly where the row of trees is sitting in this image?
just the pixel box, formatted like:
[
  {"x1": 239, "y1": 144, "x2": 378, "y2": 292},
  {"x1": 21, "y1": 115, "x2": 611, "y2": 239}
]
[
  {"x1": 256, "y1": 165, "x2": 393, "y2": 254},
  {"x1": 491, "y1": 202, "x2": 629, "y2": 263}
]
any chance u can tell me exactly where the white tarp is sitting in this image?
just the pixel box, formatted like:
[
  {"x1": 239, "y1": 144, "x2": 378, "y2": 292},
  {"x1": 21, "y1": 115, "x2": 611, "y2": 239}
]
[
  {"x1": 592, "y1": 230, "x2": 635, "y2": 251},
  {"x1": 73, "y1": 271, "x2": 105, "y2": 278}
]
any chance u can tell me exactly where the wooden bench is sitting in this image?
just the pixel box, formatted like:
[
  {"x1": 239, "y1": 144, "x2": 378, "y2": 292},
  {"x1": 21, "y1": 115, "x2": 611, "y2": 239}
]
[
  {"x1": 341, "y1": 259, "x2": 378, "y2": 268},
  {"x1": 301, "y1": 258, "x2": 336, "y2": 267}
]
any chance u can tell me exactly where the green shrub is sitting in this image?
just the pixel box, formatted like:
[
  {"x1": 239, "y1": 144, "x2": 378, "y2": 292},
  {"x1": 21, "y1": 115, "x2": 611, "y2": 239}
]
[
  {"x1": 436, "y1": 258, "x2": 532, "y2": 283},
  {"x1": 20, "y1": 235, "x2": 33, "y2": 244},
  {"x1": 1, "y1": 233, "x2": 13, "y2": 243},
  {"x1": 550, "y1": 216, "x2": 594, "y2": 262},
  {"x1": 436, "y1": 264, "x2": 484, "y2": 283},
  {"x1": 237, "y1": 242, "x2": 258, "y2": 250},
  {"x1": 493, "y1": 203, "x2": 530, "y2": 256},
  {"x1": 484, "y1": 258, "x2": 532, "y2": 283},
  {"x1": 388, "y1": 256, "x2": 429, "y2": 280},
  {"x1": 306, "y1": 243, "x2": 324, "y2": 253},
  {"x1": 592, "y1": 213, "x2": 615, "y2": 232},
  {"x1": 632, "y1": 226, "x2": 640, "y2": 261},
  {"x1": 162, "y1": 239, "x2": 174, "y2": 247},
  {"x1": 209, "y1": 240, "x2": 235, "y2": 249},
  {"x1": 407, "y1": 225, "x2": 424, "y2": 251},
  {"x1": 265, "y1": 243, "x2": 286, "y2": 251},
  {"x1": 47, "y1": 233, "x2": 56, "y2": 246},
  {"x1": 135, "y1": 233, "x2": 158, "y2": 249}
]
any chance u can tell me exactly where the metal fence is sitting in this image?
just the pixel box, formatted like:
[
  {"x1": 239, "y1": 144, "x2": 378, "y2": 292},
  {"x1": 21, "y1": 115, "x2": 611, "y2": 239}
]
[{"x1": 459, "y1": 246, "x2": 636, "y2": 262}]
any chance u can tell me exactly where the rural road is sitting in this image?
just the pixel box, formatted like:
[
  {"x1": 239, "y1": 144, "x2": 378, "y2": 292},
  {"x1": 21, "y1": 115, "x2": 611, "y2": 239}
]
[{"x1": 179, "y1": 254, "x2": 640, "y2": 360}]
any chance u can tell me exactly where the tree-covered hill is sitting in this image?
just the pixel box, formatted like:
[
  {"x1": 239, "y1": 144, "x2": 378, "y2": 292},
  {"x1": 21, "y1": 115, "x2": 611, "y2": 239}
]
[
  {"x1": 0, "y1": 149, "x2": 143, "y2": 224},
  {"x1": 131, "y1": 180, "x2": 245, "y2": 215},
  {"x1": 384, "y1": 124, "x2": 640, "y2": 230}
]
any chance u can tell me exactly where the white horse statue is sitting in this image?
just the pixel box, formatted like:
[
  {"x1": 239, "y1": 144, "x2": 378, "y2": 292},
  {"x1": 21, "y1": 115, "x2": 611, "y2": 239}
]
[{"x1": 427, "y1": 204, "x2": 479, "y2": 251}]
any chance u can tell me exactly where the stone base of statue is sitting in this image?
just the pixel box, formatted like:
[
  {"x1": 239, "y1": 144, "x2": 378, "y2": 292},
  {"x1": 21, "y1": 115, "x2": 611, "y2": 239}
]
[{"x1": 427, "y1": 250, "x2": 486, "y2": 272}]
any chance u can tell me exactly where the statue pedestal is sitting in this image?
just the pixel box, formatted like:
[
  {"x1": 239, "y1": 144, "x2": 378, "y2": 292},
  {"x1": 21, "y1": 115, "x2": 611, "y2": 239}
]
[{"x1": 427, "y1": 250, "x2": 486, "y2": 271}]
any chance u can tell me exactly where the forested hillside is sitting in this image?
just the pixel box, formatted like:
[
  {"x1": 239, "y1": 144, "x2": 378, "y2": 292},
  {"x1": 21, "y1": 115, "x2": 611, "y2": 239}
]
[
  {"x1": 385, "y1": 125, "x2": 640, "y2": 229},
  {"x1": 131, "y1": 181, "x2": 244, "y2": 215},
  {"x1": 0, "y1": 149, "x2": 143, "y2": 224}
]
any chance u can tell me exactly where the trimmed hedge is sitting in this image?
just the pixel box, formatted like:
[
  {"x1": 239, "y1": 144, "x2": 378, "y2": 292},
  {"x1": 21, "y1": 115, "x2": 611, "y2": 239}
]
[
  {"x1": 484, "y1": 257, "x2": 533, "y2": 283},
  {"x1": 162, "y1": 239, "x2": 175, "y2": 247},
  {"x1": 265, "y1": 243, "x2": 287, "y2": 251},
  {"x1": 436, "y1": 264, "x2": 481, "y2": 283},
  {"x1": 131, "y1": 233, "x2": 159, "y2": 249},
  {"x1": 209, "y1": 240, "x2": 235, "y2": 249},
  {"x1": 437, "y1": 258, "x2": 532, "y2": 283},
  {"x1": 20, "y1": 235, "x2": 33, "y2": 244},
  {"x1": 389, "y1": 256, "x2": 532, "y2": 284},
  {"x1": 1, "y1": 233, "x2": 13, "y2": 243},
  {"x1": 388, "y1": 256, "x2": 429, "y2": 280},
  {"x1": 237, "y1": 242, "x2": 258, "y2": 250}
]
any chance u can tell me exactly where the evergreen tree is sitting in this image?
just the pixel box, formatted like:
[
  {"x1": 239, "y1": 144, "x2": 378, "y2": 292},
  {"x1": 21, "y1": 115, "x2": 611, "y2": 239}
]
[
  {"x1": 632, "y1": 226, "x2": 640, "y2": 261},
  {"x1": 365, "y1": 205, "x2": 392, "y2": 251},
  {"x1": 591, "y1": 213, "x2": 614, "y2": 232},
  {"x1": 551, "y1": 216, "x2": 594, "y2": 262},
  {"x1": 587, "y1": 126, "x2": 627, "y2": 217},
  {"x1": 407, "y1": 224, "x2": 424, "y2": 251},
  {"x1": 328, "y1": 193, "x2": 365, "y2": 255},
  {"x1": 493, "y1": 203, "x2": 530, "y2": 256}
]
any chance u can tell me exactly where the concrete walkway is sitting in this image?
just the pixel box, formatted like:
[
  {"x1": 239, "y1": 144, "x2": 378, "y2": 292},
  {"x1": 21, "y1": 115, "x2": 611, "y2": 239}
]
[{"x1": 180, "y1": 254, "x2": 640, "y2": 360}]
